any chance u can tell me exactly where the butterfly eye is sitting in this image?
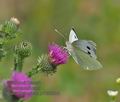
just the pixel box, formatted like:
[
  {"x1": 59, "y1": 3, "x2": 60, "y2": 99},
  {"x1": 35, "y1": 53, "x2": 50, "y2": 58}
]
[{"x1": 87, "y1": 46, "x2": 91, "y2": 50}]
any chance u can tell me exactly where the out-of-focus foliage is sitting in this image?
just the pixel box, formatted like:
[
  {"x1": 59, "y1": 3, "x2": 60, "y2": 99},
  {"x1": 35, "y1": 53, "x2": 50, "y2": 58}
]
[{"x1": 0, "y1": 0, "x2": 120, "y2": 102}]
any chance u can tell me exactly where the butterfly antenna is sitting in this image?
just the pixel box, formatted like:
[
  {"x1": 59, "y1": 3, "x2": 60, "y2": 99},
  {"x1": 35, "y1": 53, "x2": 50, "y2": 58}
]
[{"x1": 54, "y1": 29, "x2": 66, "y2": 40}]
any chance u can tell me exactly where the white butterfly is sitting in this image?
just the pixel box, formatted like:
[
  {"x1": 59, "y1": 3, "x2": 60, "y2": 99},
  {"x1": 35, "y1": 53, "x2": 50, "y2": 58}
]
[{"x1": 66, "y1": 28, "x2": 102, "y2": 70}]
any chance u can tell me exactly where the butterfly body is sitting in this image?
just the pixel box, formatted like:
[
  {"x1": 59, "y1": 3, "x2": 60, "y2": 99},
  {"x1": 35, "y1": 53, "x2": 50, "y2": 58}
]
[{"x1": 66, "y1": 28, "x2": 102, "y2": 70}]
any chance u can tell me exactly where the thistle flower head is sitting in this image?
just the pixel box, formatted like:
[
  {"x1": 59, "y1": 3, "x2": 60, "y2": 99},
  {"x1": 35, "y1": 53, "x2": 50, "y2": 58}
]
[
  {"x1": 28, "y1": 44, "x2": 69, "y2": 76},
  {"x1": 6, "y1": 71, "x2": 33, "y2": 100},
  {"x1": 48, "y1": 44, "x2": 68, "y2": 66},
  {"x1": 2, "y1": 80, "x2": 20, "y2": 102}
]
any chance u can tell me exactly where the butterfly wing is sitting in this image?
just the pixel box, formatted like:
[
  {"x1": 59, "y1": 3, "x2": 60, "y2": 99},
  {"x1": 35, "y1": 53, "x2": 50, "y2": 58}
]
[
  {"x1": 73, "y1": 47, "x2": 102, "y2": 70},
  {"x1": 66, "y1": 28, "x2": 79, "y2": 63},
  {"x1": 66, "y1": 28, "x2": 102, "y2": 70},
  {"x1": 69, "y1": 28, "x2": 78, "y2": 43},
  {"x1": 73, "y1": 40, "x2": 97, "y2": 59},
  {"x1": 70, "y1": 40, "x2": 102, "y2": 70},
  {"x1": 66, "y1": 41, "x2": 79, "y2": 64}
]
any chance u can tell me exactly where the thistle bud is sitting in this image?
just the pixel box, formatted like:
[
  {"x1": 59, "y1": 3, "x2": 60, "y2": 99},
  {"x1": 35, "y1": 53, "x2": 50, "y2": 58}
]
[
  {"x1": 0, "y1": 17, "x2": 21, "y2": 39},
  {"x1": 15, "y1": 41, "x2": 32, "y2": 58},
  {"x1": 14, "y1": 41, "x2": 32, "y2": 71},
  {"x1": 10, "y1": 17, "x2": 20, "y2": 26}
]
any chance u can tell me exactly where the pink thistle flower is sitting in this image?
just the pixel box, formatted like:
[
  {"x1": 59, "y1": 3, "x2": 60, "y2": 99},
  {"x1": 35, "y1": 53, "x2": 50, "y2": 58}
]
[
  {"x1": 28, "y1": 43, "x2": 69, "y2": 76},
  {"x1": 48, "y1": 44, "x2": 69, "y2": 66},
  {"x1": 6, "y1": 71, "x2": 33, "y2": 100}
]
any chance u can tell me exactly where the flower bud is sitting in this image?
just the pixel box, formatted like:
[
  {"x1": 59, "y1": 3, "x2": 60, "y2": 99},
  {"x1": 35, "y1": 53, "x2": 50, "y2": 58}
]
[
  {"x1": 0, "y1": 17, "x2": 21, "y2": 39},
  {"x1": 15, "y1": 41, "x2": 32, "y2": 58},
  {"x1": 116, "y1": 78, "x2": 120, "y2": 84},
  {"x1": 107, "y1": 90, "x2": 118, "y2": 97},
  {"x1": 10, "y1": 17, "x2": 20, "y2": 26}
]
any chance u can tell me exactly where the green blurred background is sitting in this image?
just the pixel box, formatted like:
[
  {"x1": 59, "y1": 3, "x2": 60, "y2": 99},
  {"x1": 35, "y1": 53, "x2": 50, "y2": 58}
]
[{"x1": 0, "y1": 0, "x2": 120, "y2": 102}]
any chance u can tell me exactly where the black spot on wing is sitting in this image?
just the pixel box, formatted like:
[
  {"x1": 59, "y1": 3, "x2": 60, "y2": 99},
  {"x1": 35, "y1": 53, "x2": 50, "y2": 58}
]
[
  {"x1": 87, "y1": 51, "x2": 92, "y2": 58},
  {"x1": 74, "y1": 35, "x2": 77, "y2": 38},
  {"x1": 86, "y1": 46, "x2": 91, "y2": 50},
  {"x1": 87, "y1": 51, "x2": 91, "y2": 55}
]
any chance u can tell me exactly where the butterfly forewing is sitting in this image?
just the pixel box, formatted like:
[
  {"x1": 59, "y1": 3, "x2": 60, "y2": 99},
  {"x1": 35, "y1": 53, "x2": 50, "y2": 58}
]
[
  {"x1": 66, "y1": 41, "x2": 79, "y2": 64},
  {"x1": 69, "y1": 28, "x2": 78, "y2": 43}
]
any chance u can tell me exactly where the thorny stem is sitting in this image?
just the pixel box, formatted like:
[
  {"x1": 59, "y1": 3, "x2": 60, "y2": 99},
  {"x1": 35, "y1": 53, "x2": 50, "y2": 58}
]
[
  {"x1": 27, "y1": 65, "x2": 41, "y2": 77},
  {"x1": 27, "y1": 56, "x2": 44, "y2": 77},
  {"x1": 27, "y1": 56, "x2": 45, "y2": 77}
]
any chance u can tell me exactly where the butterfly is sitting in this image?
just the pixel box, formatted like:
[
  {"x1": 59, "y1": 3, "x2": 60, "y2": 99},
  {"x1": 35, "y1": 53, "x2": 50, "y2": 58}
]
[{"x1": 65, "y1": 28, "x2": 102, "y2": 70}]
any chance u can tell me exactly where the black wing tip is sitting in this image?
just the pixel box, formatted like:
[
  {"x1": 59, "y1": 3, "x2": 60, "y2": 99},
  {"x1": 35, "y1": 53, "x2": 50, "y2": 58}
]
[
  {"x1": 71, "y1": 27, "x2": 77, "y2": 34},
  {"x1": 71, "y1": 27, "x2": 75, "y2": 31}
]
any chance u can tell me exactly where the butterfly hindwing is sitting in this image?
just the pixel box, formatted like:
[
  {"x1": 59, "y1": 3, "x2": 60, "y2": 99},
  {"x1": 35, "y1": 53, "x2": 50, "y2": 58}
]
[{"x1": 72, "y1": 45, "x2": 102, "y2": 70}]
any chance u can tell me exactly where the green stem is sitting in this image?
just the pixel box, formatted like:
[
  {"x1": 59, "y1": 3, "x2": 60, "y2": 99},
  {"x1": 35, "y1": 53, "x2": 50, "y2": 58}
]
[
  {"x1": 18, "y1": 99, "x2": 24, "y2": 102},
  {"x1": 14, "y1": 54, "x2": 24, "y2": 72},
  {"x1": 110, "y1": 97, "x2": 116, "y2": 102}
]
